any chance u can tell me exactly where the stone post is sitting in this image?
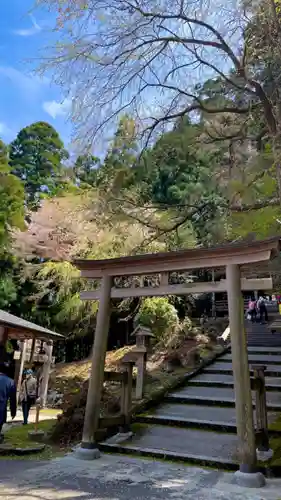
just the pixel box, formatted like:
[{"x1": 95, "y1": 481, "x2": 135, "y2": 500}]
[
  {"x1": 161, "y1": 272, "x2": 169, "y2": 285},
  {"x1": 135, "y1": 350, "x2": 146, "y2": 400},
  {"x1": 120, "y1": 361, "x2": 133, "y2": 432},
  {"x1": 76, "y1": 275, "x2": 112, "y2": 460},
  {"x1": 226, "y1": 264, "x2": 265, "y2": 488},
  {"x1": 131, "y1": 326, "x2": 154, "y2": 400},
  {"x1": 40, "y1": 340, "x2": 53, "y2": 407}
]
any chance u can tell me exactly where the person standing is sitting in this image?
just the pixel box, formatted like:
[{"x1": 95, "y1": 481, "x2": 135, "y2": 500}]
[
  {"x1": 0, "y1": 362, "x2": 17, "y2": 441},
  {"x1": 19, "y1": 369, "x2": 37, "y2": 425},
  {"x1": 257, "y1": 296, "x2": 268, "y2": 323},
  {"x1": 247, "y1": 298, "x2": 257, "y2": 322}
]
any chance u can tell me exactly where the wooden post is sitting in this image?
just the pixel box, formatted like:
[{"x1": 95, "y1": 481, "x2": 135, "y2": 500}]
[
  {"x1": 0, "y1": 326, "x2": 6, "y2": 343},
  {"x1": 226, "y1": 264, "x2": 257, "y2": 474},
  {"x1": 29, "y1": 337, "x2": 36, "y2": 364},
  {"x1": 34, "y1": 402, "x2": 40, "y2": 433},
  {"x1": 79, "y1": 275, "x2": 112, "y2": 458},
  {"x1": 16, "y1": 340, "x2": 27, "y2": 401},
  {"x1": 40, "y1": 340, "x2": 53, "y2": 407},
  {"x1": 28, "y1": 399, "x2": 45, "y2": 442},
  {"x1": 0, "y1": 326, "x2": 8, "y2": 363},
  {"x1": 252, "y1": 365, "x2": 269, "y2": 452}
]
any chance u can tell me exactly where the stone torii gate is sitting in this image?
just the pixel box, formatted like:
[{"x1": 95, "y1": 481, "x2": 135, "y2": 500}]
[{"x1": 74, "y1": 237, "x2": 280, "y2": 483}]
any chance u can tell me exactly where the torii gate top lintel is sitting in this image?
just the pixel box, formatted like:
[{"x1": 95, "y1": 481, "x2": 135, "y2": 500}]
[{"x1": 74, "y1": 236, "x2": 281, "y2": 279}]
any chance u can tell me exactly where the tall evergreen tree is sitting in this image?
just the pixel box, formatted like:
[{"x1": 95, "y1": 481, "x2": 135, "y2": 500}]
[
  {"x1": 136, "y1": 121, "x2": 226, "y2": 245},
  {"x1": 0, "y1": 139, "x2": 25, "y2": 250},
  {"x1": 10, "y1": 121, "x2": 68, "y2": 210},
  {"x1": 74, "y1": 154, "x2": 100, "y2": 186},
  {"x1": 97, "y1": 115, "x2": 138, "y2": 194}
]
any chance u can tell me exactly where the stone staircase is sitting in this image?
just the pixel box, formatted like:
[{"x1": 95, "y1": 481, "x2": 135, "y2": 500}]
[
  {"x1": 247, "y1": 302, "x2": 281, "y2": 347},
  {"x1": 101, "y1": 320, "x2": 281, "y2": 470}
]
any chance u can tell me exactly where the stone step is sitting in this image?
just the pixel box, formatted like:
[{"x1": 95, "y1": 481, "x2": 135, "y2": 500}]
[
  {"x1": 205, "y1": 362, "x2": 281, "y2": 376},
  {"x1": 137, "y1": 403, "x2": 278, "y2": 432},
  {"x1": 247, "y1": 339, "x2": 281, "y2": 347},
  {"x1": 138, "y1": 404, "x2": 237, "y2": 432},
  {"x1": 102, "y1": 316, "x2": 281, "y2": 470},
  {"x1": 247, "y1": 346, "x2": 281, "y2": 354},
  {"x1": 166, "y1": 385, "x2": 281, "y2": 410},
  {"x1": 246, "y1": 311, "x2": 281, "y2": 347},
  {"x1": 188, "y1": 372, "x2": 281, "y2": 390},
  {"x1": 248, "y1": 336, "x2": 281, "y2": 348},
  {"x1": 100, "y1": 424, "x2": 239, "y2": 470},
  {"x1": 220, "y1": 353, "x2": 281, "y2": 364}
]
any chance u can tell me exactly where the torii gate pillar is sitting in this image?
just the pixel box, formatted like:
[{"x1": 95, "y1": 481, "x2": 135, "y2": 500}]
[
  {"x1": 226, "y1": 264, "x2": 265, "y2": 487},
  {"x1": 76, "y1": 275, "x2": 112, "y2": 459}
]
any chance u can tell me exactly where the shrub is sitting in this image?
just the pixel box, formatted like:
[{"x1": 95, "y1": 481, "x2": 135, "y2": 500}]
[
  {"x1": 136, "y1": 297, "x2": 194, "y2": 349},
  {"x1": 136, "y1": 297, "x2": 179, "y2": 341}
]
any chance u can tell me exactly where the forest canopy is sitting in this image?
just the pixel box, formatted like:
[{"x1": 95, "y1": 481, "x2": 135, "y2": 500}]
[{"x1": 1, "y1": 0, "x2": 281, "y2": 351}]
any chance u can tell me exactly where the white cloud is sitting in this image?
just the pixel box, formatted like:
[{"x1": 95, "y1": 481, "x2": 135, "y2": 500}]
[
  {"x1": 0, "y1": 66, "x2": 32, "y2": 90},
  {"x1": 13, "y1": 14, "x2": 41, "y2": 37},
  {"x1": 43, "y1": 99, "x2": 72, "y2": 119},
  {"x1": 0, "y1": 66, "x2": 49, "y2": 97}
]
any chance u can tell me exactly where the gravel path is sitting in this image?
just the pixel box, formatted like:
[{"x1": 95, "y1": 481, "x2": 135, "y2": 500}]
[{"x1": 1, "y1": 453, "x2": 281, "y2": 500}]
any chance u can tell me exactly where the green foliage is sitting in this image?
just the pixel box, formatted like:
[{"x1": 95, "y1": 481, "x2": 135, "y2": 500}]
[
  {"x1": 9, "y1": 0, "x2": 281, "y2": 355},
  {"x1": 0, "y1": 139, "x2": 25, "y2": 250},
  {"x1": 9, "y1": 122, "x2": 68, "y2": 210},
  {"x1": 74, "y1": 154, "x2": 100, "y2": 186},
  {"x1": 0, "y1": 274, "x2": 17, "y2": 309},
  {"x1": 137, "y1": 122, "x2": 226, "y2": 245},
  {"x1": 136, "y1": 297, "x2": 179, "y2": 341},
  {"x1": 229, "y1": 206, "x2": 281, "y2": 240},
  {"x1": 30, "y1": 261, "x2": 98, "y2": 336},
  {"x1": 0, "y1": 139, "x2": 10, "y2": 170},
  {"x1": 6, "y1": 7, "x2": 281, "y2": 344},
  {"x1": 6, "y1": 105, "x2": 281, "y2": 345},
  {"x1": 97, "y1": 115, "x2": 138, "y2": 195},
  {"x1": 136, "y1": 298, "x2": 194, "y2": 348}
]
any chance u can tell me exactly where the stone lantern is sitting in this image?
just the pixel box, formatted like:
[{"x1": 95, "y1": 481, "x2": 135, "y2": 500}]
[
  {"x1": 128, "y1": 325, "x2": 155, "y2": 400},
  {"x1": 131, "y1": 325, "x2": 155, "y2": 352}
]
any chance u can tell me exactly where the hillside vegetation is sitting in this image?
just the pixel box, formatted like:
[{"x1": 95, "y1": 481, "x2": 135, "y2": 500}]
[{"x1": 0, "y1": 0, "x2": 281, "y2": 354}]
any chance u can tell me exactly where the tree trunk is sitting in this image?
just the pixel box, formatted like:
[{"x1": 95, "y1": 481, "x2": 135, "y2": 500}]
[
  {"x1": 275, "y1": 161, "x2": 281, "y2": 206},
  {"x1": 272, "y1": 139, "x2": 281, "y2": 206}
]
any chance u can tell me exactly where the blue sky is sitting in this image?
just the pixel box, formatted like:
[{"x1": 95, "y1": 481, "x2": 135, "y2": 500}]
[{"x1": 0, "y1": 0, "x2": 72, "y2": 148}]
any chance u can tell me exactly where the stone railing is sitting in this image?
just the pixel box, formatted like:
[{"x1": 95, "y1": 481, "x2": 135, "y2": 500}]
[{"x1": 99, "y1": 368, "x2": 133, "y2": 433}]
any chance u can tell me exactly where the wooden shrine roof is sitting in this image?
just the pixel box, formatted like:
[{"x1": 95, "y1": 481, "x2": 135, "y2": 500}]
[{"x1": 0, "y1": 310, "x2": 63, "y2": 341}]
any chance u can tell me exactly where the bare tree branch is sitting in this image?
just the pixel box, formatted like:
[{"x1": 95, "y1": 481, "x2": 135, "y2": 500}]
[
  {"x1": 37, "y1": 0, "x2": 279, "y2": 189},
  {"x1": 230, "y1": 199, "x2": 280, "y2": 212}
]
